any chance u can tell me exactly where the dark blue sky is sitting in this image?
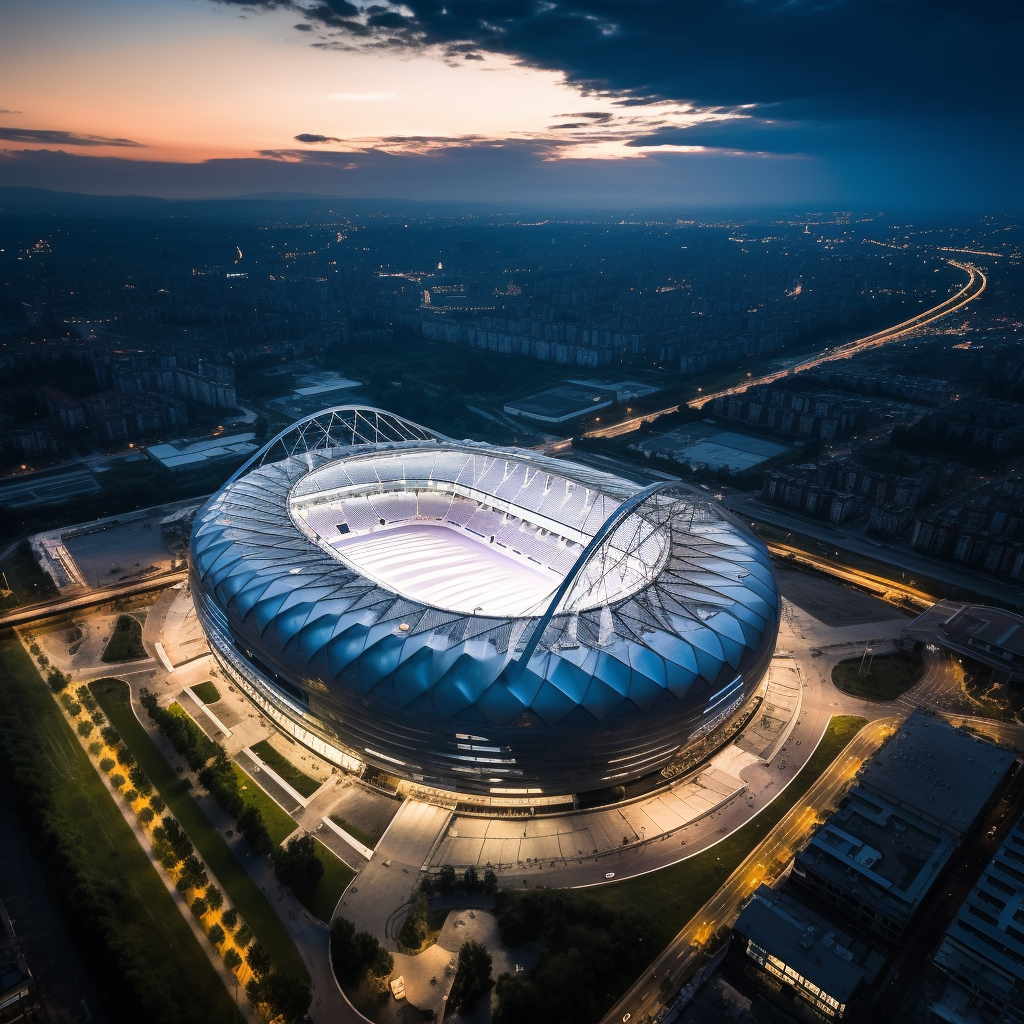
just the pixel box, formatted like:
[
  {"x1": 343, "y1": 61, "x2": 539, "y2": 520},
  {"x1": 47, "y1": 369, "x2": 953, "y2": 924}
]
[{"x1": 0, "y1": 0, "x2": 1019, "y2": 209}]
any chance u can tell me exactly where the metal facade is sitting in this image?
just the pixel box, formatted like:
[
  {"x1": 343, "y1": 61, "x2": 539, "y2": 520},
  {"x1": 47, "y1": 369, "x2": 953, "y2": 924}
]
[{"x1": 191, "y1": 406, "x2": 779, "y2": 796}]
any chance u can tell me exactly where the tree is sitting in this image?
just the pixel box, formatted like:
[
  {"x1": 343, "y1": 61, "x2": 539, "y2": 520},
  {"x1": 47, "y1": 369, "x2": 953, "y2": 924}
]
[
  {"x1": 355, "y1": 931, "x2": 394, "y2": 979},
  {"x1": 272, "y1": 834, "x2": 324, "y2": 893},
  {"x1": 129, "y1": 765, "x2": 152, "y2": 796},
  {"x1": 448, "y1": 939, "x2": 493, "y2": 1014},
  {"x1": 237, "y1": 805, "x2": 272, "y2": 856},
  {"x1": 483, "y1": 868, "x2": 498, "y2": 894},
  {"x1": 436, "y1": 863, "x2": 457, "y2": 895},
  {"x1": 99, "y1": 757, "x2": 115, "y2": 773},
  {"x1": 110, "y1": 773, "x2": 125, "y2": 789},
  {"x1": 116, "y1": 745, "x2": 135, "y2": 767},
  {"x1": 150, "y1": 794, "x2": 166, "y2": 814},
  {"x1": 47, "y1": 667, "x2": 70, "y2": 692},
  {"x1": 208, "y1": 923, "x2": 225, "y2": 946},
  {"x1": 177, "y1": 855, "x2": 208, "y2": 893},
  {"x1": 101, "y1": 725, "x2": 120, "y2": 746},
  {"x1": 398, "y1": 894, "x2": 430, "y2": 950},
  {"x1": 124, "y1": 789, "x2": 138, "y2": 803},
  {"x1": 463, "y1": 865, "x2": 479, "y2": 893},
  {"x1": 138, "y1": 806, "x2": 155, "y2": 825},
  {"x1": 223, "y1": 948, "x2": 242, "y2": 972},
  {"x1": 191, "y1": 896, "x2": 208, "y2": 919},
  {"x1": 245, "y1": 942, "x2": 272, "y2": 981},
  {"x1": 88, "y1": 740, "x2": 103, "y2": 756},
  {"x1": 204, "y1": 880, "x2": 223, "y2": 913},
  {"x1": 77, "y1": 720, "x2": 94, "y2": 737},
  {"x1": 257, "y1": 972, "x2": 312, "y2": 1023},
  {"x1": 222, "y1": 907, "x2": 238, "y2": 930},
  {"x1": 330, "y1": 917, "x2": 393, "y2": 988}
]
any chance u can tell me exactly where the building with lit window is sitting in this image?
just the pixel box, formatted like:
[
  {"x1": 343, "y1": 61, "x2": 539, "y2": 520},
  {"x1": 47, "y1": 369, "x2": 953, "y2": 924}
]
[
  {"x1": 190, "y1": 406, "x2": 779, "y2": 803},
  {"x1": 934, "y1": 812, "x2": 1024, "y2": 1020},
  {"x1": 733, "y1": 885, "x2": 885, "y2": 1021},
  {"x1": 793, "y1": 712, "x2": 1014, "y2": 942}
]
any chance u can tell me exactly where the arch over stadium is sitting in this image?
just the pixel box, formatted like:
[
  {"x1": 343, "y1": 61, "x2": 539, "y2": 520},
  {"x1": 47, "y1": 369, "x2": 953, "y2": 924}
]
[{"x1": 190, "y1": 407, "x2": 780, "y2": 803}]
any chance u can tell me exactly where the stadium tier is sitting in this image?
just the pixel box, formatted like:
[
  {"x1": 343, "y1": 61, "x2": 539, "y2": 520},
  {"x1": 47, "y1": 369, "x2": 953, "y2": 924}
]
[{"x1": 191, "y1": 407, "x2": 780, "y2": 800}]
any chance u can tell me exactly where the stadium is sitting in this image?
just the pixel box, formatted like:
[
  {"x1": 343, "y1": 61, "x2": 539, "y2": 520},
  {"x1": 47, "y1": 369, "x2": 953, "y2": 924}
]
[{"x1": 190, "y1": 407, "x2": 780, "y2": 802}]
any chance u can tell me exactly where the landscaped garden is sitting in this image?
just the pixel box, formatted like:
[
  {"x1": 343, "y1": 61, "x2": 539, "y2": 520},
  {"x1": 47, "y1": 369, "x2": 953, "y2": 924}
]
[
  {"x1": 101, "y1": 613, "x2": 147, "y2": 662},
  {"x1": 0, "y1": 633, "x2": 242, "y2": 1024},
  {"x1": 251, "y1": 738, "x2": 321, "y2": 798},
  {"x1": 832, "y1": 650, "x2": 923, "y2": 701}
]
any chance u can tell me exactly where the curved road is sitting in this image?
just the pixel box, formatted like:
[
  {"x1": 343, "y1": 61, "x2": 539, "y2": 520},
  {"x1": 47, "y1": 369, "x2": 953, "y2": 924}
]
[
  {"x1": 586, "y1": 259, "x2": 987, "y2": 441},
  {"x1": 601, "y1": 717, "x2": 899, "y2": 1024}
]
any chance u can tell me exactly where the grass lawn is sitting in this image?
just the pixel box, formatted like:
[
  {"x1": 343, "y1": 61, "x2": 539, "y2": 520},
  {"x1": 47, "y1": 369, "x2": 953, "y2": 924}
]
[
  {"x1": 232, "y1": 763, "x2": 298, "y2": 847},
  {"x1": 588, "y1": 715, "x2": 868, "y2": 947},
  {"x1": 101, "y1": 613, "x2": 147, "y2": 662},
  {"x1": 250, "y1": 739, "x2": 321, "y2": 798},
  {"x1": 293, "y1": 838, "x2": 356, "y2": 923},
  {"x1": 832, "y1": 651, "x2": 924, "y2": 701},
  {"x1": 89, "y1": 677, "x2": 309, "y2": 982},
  {"x1": 0, "y1": 541, "x2": 59, "y2": 608},
  {"x1": 191, "y1": 680, "x2": 221, "y2": 704},
  {"x1": 330, "y1": 814, "x2": 379, "y2": 850},
  {"x1": 0, "y1": 635, "x2": 241, "y2": 1024}
]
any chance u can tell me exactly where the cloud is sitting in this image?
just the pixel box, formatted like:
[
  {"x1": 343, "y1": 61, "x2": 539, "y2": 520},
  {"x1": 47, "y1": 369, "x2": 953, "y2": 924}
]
[
  {"x1": 220, "y1": 0, "x2": 1019, "y2": 178},
  {"x1": 294, "y1": 133, "x2": 344, "y2": 144},
  {"x1": 0, "y1": 109, "x2": 22, "y2": 115},
  {"x1": 0, "y1": 126, "x2": 144, "y2": 147}
]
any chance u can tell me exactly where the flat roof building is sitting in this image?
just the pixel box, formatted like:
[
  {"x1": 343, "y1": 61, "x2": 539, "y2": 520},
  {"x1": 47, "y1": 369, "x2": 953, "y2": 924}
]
[
  {"x1": 503, "y1": 383, "x2": 617, "y2": 425},
  {"x1": 934, "y1": 813, "x2": 1024, "y2": 1021},
  {"x1": 905, "y1": 601, "x2": 1024, "y2": 683},
  {"x1": 733, "y1": 884, "x2": 885, "y2": 1021},
  {"x1": 794, "y1": 712, "x2": 1015, "y2": 942}
]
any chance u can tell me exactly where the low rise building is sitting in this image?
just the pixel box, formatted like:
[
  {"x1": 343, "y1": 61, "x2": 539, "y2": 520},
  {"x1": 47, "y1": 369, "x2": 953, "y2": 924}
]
[
  {"x1": 905, "y1": 602, "x2": 1024, "y2": 683},
  {"x1": 793, "y1": 712, "x2": 1015, "y2": 942},
  {"x1": 733, "y1": 884, "x2": 885, "y2": 1021},
  {"x1": 934, "y1": 813, "x2": 1024, "y2": 1021}
]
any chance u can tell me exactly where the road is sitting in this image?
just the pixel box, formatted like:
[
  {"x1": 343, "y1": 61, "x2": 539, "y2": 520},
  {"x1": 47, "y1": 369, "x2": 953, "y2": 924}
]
[
  {"x1": 0, "y1": 569, "x2": 187, "y2": 629},
  {"x1": 765, "y1": 541, "x2": 937, "y2": 610},
  {"x1": 583, "y1": 259, "x2": 986, "y2": 441},
  {"x1": 600, "y1": 718, "x2": 898, "y2": 1024},
  {"x1": 723, "y1": 494, "x2": 1024, "y2": 609}
]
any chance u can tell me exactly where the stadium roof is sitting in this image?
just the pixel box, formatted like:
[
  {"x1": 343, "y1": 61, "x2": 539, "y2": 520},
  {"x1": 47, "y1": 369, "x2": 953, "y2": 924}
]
[{"x1": 192, "y1": 407, "x2": 778, "y2": 729}]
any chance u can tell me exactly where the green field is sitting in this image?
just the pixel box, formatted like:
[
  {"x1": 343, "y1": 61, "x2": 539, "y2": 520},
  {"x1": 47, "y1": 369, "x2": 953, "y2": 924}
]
[
  {"x1": 101, "y1": 613, "x2": 147, "y2": 662},
  {"x1": 232, "y1": 763, "x2": 298, "y2": 846},
  {"x1": 0, "y1": 541, "x2": 58, "y2": 608},
  {"x1": 191, "y1": 680, "x2": 221, "y2": 704},
  {"x1": 329, "y1": 815, "x2": 379, "y2": 850},
  {"x1": 0, "y1": 635, "x2": 242, "y2": 1024},
  {"x1": 588, "y1": 715, "x2": 868, "y2": 946},
  {"x1": 295, "y1": 839, "x2": 356, "y2": 923},
  {"x1": 250, "y1": 739, "x2": 321, "y2": 798},
  {"x1": 89, "y1": 677, "x2": 309, "y2": 982},
  {"x1": 832, "y1": 651, "x2": 924, "y2": 701}
]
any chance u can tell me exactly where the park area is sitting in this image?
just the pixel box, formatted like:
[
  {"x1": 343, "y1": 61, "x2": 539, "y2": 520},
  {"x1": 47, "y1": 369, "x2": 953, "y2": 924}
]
[
  {"x1": 101, "y1": 614, "x2": 147, "y2": 662},
  {"x1": 832, "y1": 650, "x2": 924, "y2": 701}
]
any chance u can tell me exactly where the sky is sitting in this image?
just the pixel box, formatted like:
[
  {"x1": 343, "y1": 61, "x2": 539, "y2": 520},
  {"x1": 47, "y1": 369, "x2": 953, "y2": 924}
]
[{"x1": 0, "y1": 0, "x2": 1019, "y2": 209}]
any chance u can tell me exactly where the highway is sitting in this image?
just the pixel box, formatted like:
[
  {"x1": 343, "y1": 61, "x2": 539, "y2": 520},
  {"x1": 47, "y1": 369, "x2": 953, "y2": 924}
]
[
  {"x1": 600, "y1": 717, "x2": 898, "y2": 1024},
  {"x1": 584, "y1": 259, "x2": 986, "y2": 441},
  {"x1": 722, "y1": 494, "x2": 1024, "y2": 609},
  {"x1": 765, "y1": 541, "x2": 937, "y2": 610},
  {"x1": 0, "y1": 569, "x2": 187, "y2": 629}
]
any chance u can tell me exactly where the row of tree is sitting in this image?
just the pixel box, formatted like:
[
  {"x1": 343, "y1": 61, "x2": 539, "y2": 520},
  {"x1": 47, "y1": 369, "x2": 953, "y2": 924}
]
[{"x1": 140, "y1": 687, "x2": 274, "y2": 853}]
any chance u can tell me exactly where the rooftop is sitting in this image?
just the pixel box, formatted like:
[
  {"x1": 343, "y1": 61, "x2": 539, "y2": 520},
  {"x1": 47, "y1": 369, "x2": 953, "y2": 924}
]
[
  {"x1": 503, "y1": 383, "x2": 616, "y2": 424},
  {"x1": 735, "y1": 885, "x2": 884, "y2": 1005}
]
